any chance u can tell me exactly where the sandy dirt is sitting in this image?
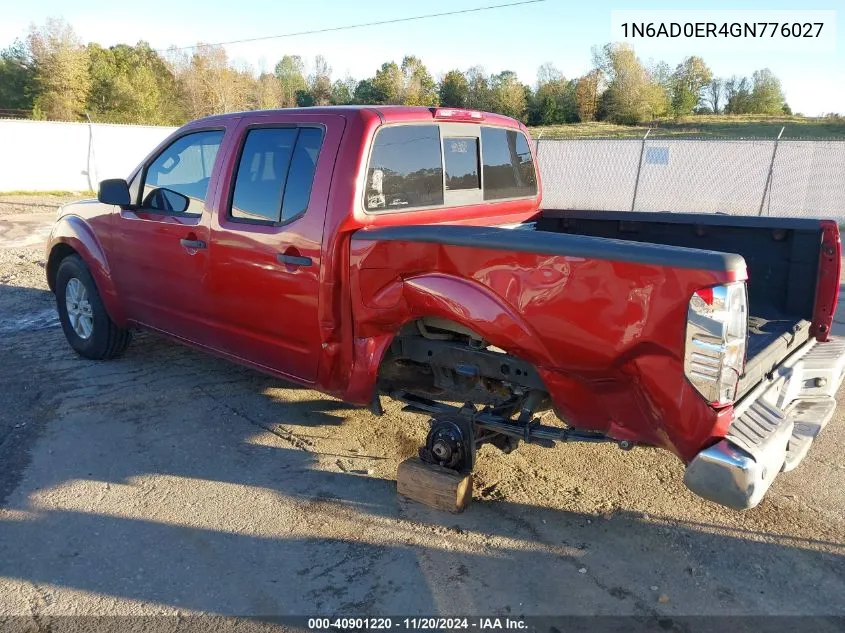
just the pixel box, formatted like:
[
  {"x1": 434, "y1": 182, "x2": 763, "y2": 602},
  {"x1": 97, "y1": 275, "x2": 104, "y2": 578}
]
[{"x1": 0, "y1": 196, "x2": 843, "y2": 619}]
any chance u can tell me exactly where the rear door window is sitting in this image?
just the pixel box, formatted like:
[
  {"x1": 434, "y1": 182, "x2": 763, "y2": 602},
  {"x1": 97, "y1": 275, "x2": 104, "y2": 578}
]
[
  {"x1": 230, "y1": 126, "x2": 324, "y2": 224},
  {"x1": 365, "y1": 125, "x2": 443, "y2": 211},
  {"x1": 281, "y1": 128, "x2": 323, "y2": 222},
  {"x1": 480, "y1": 127, "x2": 537, "y2": 200}
]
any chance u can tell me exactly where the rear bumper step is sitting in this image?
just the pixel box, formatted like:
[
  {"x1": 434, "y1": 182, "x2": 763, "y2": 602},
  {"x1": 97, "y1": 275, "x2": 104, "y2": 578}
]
[{"x1": 684, "y1": 337, "x2": 845, "y2": 509}]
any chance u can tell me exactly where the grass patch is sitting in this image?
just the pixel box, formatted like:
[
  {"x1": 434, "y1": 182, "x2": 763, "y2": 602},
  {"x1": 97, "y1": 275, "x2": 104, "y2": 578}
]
[{"x1": 530, "y1": 115, "x2": 845, "y2": 140}]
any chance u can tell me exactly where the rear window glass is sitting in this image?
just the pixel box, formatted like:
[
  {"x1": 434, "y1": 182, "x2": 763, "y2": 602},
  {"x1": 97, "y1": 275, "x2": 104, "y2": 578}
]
[
  {"x1": 365, "y1": 125, "x2": 443, "y2": 211},
  {"x1": 444, "y1": 137, "x2": 480, "y2": 191},
  {"x1": 480, "y1": 127, "x2": 537, "y2": 200}
]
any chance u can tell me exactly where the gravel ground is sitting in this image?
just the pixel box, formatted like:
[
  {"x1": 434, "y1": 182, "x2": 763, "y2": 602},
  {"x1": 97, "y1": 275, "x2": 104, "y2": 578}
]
[{"x1": 0, "y1": 196, "x2": 843, "y2": 619}]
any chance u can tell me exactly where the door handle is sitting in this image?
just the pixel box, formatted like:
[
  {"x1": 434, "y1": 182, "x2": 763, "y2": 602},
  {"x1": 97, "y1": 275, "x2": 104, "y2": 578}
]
[
  {"x1": 180, "y1": 238, "x2": 206, "y2": 249},
  {"x1": 276, "y1": 253, "x2": 312, "y2": 267}
]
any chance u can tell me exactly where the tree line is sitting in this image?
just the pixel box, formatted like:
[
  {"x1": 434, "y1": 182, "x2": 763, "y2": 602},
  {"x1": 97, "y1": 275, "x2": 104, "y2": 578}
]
[{"x1": 0, "y1": 18, "x2": 794, "y2": 127}]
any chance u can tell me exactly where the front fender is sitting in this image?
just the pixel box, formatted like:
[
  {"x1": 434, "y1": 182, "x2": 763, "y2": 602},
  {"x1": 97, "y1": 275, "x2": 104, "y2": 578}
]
[{"x1": 47, "y1": 215, "x2": 127, "y2": 326}]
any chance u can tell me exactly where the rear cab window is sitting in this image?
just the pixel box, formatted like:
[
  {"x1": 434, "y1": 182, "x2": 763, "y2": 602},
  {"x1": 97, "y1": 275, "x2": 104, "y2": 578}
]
[
  {"x1": 365, "y1": 125, "x2": 443, "y2": 211},
  {"x1": 480, "y1": 127, "x2": 537, "y2": 201},
  {"x1": 364, "y1": 121, "x2": 536, "y2": 213}
]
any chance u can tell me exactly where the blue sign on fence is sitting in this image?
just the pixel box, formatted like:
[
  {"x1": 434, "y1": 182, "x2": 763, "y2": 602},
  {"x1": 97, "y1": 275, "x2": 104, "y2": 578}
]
[{"x1": 645, "y1": 146, "x2": 669, "y2": 165}]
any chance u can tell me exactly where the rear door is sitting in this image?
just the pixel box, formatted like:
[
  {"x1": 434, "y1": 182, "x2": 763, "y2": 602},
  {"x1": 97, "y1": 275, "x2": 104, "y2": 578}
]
[
  {"x1": 206, "y1": 114, "x2": 344, "y2": 381},
  {"x1": 111, "y1": 124, "x2": 235, "y2": 344}
]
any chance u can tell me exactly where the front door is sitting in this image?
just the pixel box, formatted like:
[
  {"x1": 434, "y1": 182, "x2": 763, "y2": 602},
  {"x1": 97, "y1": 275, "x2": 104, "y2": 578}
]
[
  {"x1": 206, "y1": 115, "x2": 342, "y2": 381},
  {"x1": 111, "y1": 128, "x2": 227, "y2": 344}
]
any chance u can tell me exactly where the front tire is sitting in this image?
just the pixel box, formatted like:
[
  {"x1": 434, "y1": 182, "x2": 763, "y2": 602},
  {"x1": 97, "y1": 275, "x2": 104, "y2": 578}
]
[{"x1": 55, "y1": 254, "x2": 131, "y2": 359}]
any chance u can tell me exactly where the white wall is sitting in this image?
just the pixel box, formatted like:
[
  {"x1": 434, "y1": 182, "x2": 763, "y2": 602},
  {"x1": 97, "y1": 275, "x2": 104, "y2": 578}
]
[{"x1": 0, "y1": 119, "x2": 177, "y2": 192}]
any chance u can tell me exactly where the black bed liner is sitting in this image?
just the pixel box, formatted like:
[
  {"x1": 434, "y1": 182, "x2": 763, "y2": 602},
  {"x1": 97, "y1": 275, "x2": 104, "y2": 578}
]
[{"x1": 741, "y1": 315, "x2": 811, "y2": 396}]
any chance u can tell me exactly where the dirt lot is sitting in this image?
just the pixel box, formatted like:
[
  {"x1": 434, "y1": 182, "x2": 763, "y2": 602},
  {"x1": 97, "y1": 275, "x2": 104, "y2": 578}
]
[{"x1": 1, "y1": 195, "x2": 844, "y2": 619}]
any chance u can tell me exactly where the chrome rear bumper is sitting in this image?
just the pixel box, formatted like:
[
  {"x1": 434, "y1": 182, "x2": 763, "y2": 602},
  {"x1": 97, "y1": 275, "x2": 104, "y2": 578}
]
[{"x1": 684, "y1": 337, "x2": 845, "y2": 510}]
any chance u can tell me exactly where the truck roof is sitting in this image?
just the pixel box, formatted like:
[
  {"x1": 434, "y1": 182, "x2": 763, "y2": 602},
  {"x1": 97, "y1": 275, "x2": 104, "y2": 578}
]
[{"x1": 191, "y1": 105, "x2": 524, "y2": 129}]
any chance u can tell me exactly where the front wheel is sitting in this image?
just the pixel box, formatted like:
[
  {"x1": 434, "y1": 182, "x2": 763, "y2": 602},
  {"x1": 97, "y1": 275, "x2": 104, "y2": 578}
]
[{"x1": 55, "y1": 254, "x2": 131, "y2": 359}]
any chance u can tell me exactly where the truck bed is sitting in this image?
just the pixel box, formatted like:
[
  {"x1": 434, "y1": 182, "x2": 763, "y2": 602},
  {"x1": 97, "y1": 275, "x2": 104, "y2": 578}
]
[{"x1": 536, "y1": 210, "x2": 825, "y2": 397}]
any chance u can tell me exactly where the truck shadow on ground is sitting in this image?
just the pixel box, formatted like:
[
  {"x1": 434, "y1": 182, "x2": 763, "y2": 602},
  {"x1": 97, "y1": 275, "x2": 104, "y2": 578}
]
[
  {"x1": 2, "y1": 285, "x2": 845, "y2": 616},
  {"x1": 1, "y1": 438, "x2": 844, "y2": 616},
  {"x1": 2, "y1": 427, "x2": 845, "y2": 617}
]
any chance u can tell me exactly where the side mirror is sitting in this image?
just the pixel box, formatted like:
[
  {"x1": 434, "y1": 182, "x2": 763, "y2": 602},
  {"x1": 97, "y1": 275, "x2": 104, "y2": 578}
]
[
  {"x1": 141, "y1": 187, "x2": 191, "y2": 214},
  {"x1": 98, "y1": 179, "x2": 131, "y2": 206}
]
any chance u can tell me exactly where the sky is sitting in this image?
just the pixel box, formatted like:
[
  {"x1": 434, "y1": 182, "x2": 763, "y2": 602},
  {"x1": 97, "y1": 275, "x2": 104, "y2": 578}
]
[{"x1": 1, "y1": 0, "x2": 842, "y2": 116}]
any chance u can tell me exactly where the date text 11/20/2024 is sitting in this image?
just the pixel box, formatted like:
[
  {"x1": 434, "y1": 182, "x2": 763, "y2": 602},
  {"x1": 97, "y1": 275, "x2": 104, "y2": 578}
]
[{"x1": 307, "y1": 617, "x2": 528, "y2": 630}]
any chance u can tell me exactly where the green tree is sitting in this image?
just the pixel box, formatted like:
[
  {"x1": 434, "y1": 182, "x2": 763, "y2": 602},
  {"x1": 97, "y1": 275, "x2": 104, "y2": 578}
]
[
  {"x1": 0, "y1": 40, "x2": 36, "y2": 113},
  {"x1": 274, "y1": 55, "x2": 307, "y2": 107},
  {"x1": 252, "y1": 72, "x2": 284, "y2": 110},
  {"x1": 530, "y1": 77, "x2": 577, "y2": 125},
  {"x1": 465, "y1": 66, "x2": 491, "y2": 111},
  {"x1": 171, "y1": 45, "x2": 252, "y2": 118},
  {"x1": 575, "y1": 70, "x2": 602, "y2": 122},
  {"x1": 372, "y1": 61, "x2": 404, "y2": 104},
  {"x1": 353, "y1": 78, "x2": 380, "y2": 104},
  {"x1": 27, "y1": 18, "x2": 90, "y2": 120},
  {"x1": 644, "y1": 78, "x2": 670, "y2": 119},
  {"x1": 670, "y1": 56, "x2": 712, "y2": 116},
  {"x1": 490, "y1": 70, "x2": 527, "y2": 120},
  {"x1": 592, "y1": 43, "x2": 662, "y2": 124},
  {"x1": 87, "y1": 42, "x2": 183, "y2": 124},
  {"x1": 438, "y1": 70, "x2": 469, "y2": 107},
  {"x1": 705, "y1": 77, "x2": 724, "y2": 114},
  {"x1": 308, "y1": 55, "x2": 332, "y2": 105},
  {"x1": 330, "y1": 77, "x2": 355, "y2": 105},
  {"x1": 750, "y1": 68, "x2": 786, "y2": 115},
  {"x1": 724, "y1": 76, "x2": 753, "y2": 114},
  {"x1": 295, "y1": 89, "x2": 314, "y2": 107},
  {"x1": 400, "y1": 56, "x2": 437, "y2": 106}
]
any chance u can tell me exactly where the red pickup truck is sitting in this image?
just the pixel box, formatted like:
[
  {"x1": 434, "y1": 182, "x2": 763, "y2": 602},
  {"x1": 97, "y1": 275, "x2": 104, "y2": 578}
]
[{"x1": 46, "y1": 106, "x2": 845, "y2": 510}]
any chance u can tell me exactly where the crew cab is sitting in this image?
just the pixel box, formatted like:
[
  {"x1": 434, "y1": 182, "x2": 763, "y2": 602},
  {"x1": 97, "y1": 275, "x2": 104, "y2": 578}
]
[{"x1": 46, "y1": 106, "x2": 845, "y2": 510}]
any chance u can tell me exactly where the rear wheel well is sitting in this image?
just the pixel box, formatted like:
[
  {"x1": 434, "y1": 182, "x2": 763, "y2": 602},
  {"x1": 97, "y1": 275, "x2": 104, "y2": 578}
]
[
  {"x1": 377, "y1": 317, "x2": 550, "y2": 410},
  {"x1": 47, "y1": 243, "x2": 78, "y2": 292}
]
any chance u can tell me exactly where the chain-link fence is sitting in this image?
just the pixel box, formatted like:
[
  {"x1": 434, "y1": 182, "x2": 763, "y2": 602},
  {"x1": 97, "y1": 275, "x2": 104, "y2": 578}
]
[{"x1": 537, "y1": 137, "x2": 845, "y2": 220}]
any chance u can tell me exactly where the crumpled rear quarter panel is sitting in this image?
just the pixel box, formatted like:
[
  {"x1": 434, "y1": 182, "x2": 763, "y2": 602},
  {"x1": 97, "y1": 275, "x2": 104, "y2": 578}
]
[{"x1": 351, "y1": 233, "x2": 743, "y2": 462}]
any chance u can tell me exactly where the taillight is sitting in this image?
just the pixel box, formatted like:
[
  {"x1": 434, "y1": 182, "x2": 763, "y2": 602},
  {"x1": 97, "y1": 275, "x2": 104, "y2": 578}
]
[
  {"x1": 811, "y1": 220, "x2": 841, "y2": 341},
  {"x1": 684, "y1": 282, "x2": 748, "y2": 407}
]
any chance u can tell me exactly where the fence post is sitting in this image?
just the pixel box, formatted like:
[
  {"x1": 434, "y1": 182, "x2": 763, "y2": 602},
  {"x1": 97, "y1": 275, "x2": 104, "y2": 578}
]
[
  {"x1": 84, "y1": 112, "x2": 97, "y2": 192},
  {"x1": 758, "y1": 126, "x2": 785, "y2": 216},
  {"x1": 631, "y1": 129, "x2": 650, "y2": 212}
]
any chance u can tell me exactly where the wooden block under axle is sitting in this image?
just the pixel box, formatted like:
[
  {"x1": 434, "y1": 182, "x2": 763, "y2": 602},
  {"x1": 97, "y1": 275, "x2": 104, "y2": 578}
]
[{"x1": 396, "y1": 457, "x2": 473, "y2": 513}]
